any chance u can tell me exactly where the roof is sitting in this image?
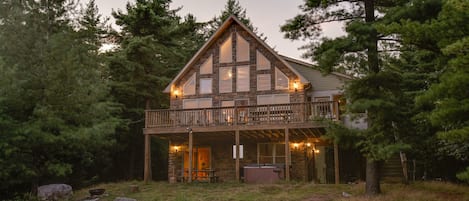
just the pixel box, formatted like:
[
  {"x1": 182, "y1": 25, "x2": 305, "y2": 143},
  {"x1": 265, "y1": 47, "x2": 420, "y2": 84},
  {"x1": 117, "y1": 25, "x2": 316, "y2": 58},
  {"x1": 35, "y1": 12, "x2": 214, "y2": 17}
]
[
  {"x1": 282, "y1": 56, "x2": 352, "y2": 91},
  {"x1": 163, "y1": 15, "x2": 308, "y2": 93}
]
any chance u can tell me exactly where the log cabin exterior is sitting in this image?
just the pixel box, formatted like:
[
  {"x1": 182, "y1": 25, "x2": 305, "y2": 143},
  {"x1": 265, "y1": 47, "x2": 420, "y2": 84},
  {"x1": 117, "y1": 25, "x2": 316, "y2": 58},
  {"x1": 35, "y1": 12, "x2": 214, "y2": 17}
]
[{"x1": 143, "y1": 16, "x2": 359, "y2": 183}]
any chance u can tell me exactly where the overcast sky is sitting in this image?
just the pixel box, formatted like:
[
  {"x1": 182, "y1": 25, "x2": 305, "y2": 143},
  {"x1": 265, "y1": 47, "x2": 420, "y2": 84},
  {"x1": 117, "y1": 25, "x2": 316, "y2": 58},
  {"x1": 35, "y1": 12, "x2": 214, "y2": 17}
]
[{"x1": 93, "y1": 0, "x2": 345, "y2": 61}]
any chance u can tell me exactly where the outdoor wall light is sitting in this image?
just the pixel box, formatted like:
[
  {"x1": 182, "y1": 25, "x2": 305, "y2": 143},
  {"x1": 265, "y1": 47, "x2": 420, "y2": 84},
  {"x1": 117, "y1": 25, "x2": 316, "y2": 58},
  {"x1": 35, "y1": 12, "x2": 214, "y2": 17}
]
[
  {"x1": 306, "y1": 143, "x2": 311, "y2": 147},
  {"x1": 173, "y1": 146, "x2": 180, "y2": 153},
  {"x1": 292, "y1": 143, "x2": 300, "y2": 150},
  {"x1": 293, "y1": 81, "x2": 299, "y2": 92},
  {"x1": 173, "y1": 89, "x2": 179, "y2": 99},
  {"x1": 314, "y1": 149, "x2": 320, "y2": 154}
]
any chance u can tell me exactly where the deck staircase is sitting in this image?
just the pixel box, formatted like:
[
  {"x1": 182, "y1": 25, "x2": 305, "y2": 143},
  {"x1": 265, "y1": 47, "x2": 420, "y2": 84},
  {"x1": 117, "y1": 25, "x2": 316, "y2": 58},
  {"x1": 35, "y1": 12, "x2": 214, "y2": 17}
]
[{"x1": 381, "y1": 154, "x2": 404, "y2": 183}]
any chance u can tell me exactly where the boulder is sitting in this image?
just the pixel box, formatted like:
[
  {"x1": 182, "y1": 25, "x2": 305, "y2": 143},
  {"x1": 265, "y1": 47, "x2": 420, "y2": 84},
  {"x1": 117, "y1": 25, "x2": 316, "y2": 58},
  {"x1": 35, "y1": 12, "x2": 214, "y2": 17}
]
[
  {"x1": 37, "y1": 184, "x2": 73, "y2": 201},
  {"x1": 114, "y1": 197, "x2": 137, "y2": 201}
]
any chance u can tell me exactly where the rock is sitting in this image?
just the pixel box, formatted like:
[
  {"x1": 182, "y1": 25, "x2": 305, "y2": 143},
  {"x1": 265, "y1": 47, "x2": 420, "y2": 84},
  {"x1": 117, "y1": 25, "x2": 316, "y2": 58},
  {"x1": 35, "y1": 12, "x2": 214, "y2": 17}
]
[
  {"x1": 37, "y1": 184, "x2": 73, "y2": 201},
  {"x1": 114, "y1": 197, "x2": 137, "y2": 201},
  {"x1": 342, "y1": 191, "x2": 352, "y2": 198}
]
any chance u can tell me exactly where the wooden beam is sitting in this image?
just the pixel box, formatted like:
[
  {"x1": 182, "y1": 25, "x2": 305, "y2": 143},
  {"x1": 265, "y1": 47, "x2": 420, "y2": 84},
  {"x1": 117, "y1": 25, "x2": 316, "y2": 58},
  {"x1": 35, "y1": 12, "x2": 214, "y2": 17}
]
[
  {"x1": 144, "y1": 134, "x2": 151, "y2": 183},
  {"x1": 285, "y1": 128, "x2": 290, "y2": 182},
  {"x1": 334, "y1": 142, "x2": 340, "y2": 184},
  {"x1": 235, "y1": 130, "x2": 240, "y2": 182},
  {"x1": 188, "y1": 129, "x2": 193, "y2": 183}
]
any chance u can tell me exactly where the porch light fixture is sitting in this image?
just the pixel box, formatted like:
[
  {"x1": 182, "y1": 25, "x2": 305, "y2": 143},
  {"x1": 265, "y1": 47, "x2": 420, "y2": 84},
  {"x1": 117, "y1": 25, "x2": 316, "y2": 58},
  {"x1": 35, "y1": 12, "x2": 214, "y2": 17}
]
[
  {"x1": 173, "y1": 146, "x2": 180, "y2": 153},
  {"x1": 173, "y1": 89, "x2": 180, "y2": 99},
  {"x1": 306, "y1": 143, "x2": 311, "y2": 147},
  {"x1": 293, "y1": 81, "x2": 299, "y2": 92},
  {"x1": 314, "y1": 149, "x2": 320, "y2": 154},
  {"x1": 292, "y1": 143, "x2": 300, "y2": 150}
]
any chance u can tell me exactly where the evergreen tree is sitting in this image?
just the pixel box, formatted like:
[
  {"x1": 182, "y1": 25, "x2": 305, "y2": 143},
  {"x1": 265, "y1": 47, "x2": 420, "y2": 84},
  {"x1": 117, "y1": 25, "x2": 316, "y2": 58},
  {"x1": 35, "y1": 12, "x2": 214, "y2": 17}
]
[
  {"x1": 282, "y1": 0, "x2": 412, "y2": 194},
  {"x1": 206, "y1": 0, "x2": 265, "y2": 40},
  {"x1": 108, "y1": 0, "x2": 205, "y2": 180},
  {"x1": 0, "y1": 0, "x2": 119, "y2": 197}
]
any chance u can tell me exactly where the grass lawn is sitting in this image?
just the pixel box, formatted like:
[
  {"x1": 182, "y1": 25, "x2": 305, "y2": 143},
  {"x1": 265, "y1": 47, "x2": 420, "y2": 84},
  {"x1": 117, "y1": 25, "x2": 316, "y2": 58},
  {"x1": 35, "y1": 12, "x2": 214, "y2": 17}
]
[{"x1": 73, "y1": 181, "x2": 469, "y2": 201}]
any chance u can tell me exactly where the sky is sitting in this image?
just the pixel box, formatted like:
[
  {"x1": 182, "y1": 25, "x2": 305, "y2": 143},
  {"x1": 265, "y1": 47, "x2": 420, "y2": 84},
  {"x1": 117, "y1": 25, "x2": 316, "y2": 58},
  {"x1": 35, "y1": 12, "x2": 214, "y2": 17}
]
[{"x1": 93, "y1": 0, "x2": 345, "y2": 61}]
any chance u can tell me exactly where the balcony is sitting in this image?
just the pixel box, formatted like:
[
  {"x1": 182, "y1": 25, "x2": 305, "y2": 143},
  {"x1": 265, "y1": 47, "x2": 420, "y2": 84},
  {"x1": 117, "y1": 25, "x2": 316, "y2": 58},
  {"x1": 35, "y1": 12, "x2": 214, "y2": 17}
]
[{"x1": 144, "y1": 101, "x2": 339, "y2": 134}]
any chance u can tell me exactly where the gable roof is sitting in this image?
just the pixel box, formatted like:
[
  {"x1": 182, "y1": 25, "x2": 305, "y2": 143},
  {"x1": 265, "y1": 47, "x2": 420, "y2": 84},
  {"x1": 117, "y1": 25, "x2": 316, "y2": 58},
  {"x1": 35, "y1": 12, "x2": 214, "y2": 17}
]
[
  {"x1": 282, "y1": 56, "x2": 352, "y2": 91},
  {"x1": 163, "y1": 15, "x2": 308, "y2": 93}
]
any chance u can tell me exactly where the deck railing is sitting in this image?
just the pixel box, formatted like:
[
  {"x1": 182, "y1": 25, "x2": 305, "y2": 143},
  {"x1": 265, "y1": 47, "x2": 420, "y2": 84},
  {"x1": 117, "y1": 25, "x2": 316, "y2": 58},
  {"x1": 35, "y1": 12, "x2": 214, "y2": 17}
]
[{"x1": 145, "y1": 101, "x2": 339, "y2": 128}]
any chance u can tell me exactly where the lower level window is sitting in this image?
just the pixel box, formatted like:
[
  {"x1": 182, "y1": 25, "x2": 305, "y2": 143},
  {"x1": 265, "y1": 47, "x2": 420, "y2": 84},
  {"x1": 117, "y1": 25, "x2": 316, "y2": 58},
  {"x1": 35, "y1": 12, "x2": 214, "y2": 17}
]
[{"x1": 258, "y1": 143, "x2": 286, "y2": 164}]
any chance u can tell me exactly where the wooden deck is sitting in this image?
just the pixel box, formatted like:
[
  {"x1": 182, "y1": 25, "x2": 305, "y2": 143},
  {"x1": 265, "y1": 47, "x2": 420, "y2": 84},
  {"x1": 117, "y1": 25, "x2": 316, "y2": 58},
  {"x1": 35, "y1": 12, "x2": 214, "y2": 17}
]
[{"x1": 144, "y1": 101, "x2": 339, "y2": 134}]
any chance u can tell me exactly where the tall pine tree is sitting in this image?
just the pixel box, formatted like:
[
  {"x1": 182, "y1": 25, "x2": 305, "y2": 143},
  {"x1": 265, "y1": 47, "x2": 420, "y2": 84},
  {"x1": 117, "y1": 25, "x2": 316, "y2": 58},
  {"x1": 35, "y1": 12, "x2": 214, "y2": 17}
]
[{"x1": 0, "y1": 0, "x2": 119, "y2": 197}]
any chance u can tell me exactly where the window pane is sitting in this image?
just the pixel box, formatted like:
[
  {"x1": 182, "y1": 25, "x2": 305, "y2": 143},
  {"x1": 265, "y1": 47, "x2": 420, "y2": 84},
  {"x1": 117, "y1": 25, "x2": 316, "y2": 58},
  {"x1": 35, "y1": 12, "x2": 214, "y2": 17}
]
[
  {"x1": 183, "y1": 73, "x2": 196, "y2": 95},
  {"x1": 219, "y1": 67, "x2": 232, "y2": 93},
  {"x1": 200, "y1": 55, "x2": 212, "y2": 74},
  {"x1": 220, "y1": 35, "x2": 232, "y2": 63},
  {"x1": 198, "y1": 98, "x2": 212, "y2": 108},
  {"x1": 275, "y1": 67, "x2": 289, "y2": 90},
  {"x1": 273, "y1": 94, "x2": 290, "y2": 104},
  {"x1": 183, "y1": 99, "x2": 198, "y2": 109},
  {"x1": 236, "y1": 34, "x2": 249, "y2": 62},
  {"x1": 256, "y1": 50, "x2": 270, "y2": 70},
  {"x1": 257, "y1": 95, "x2": 273, "y2": 105},
  {"x1": 237, "y1": 65, "x2": 249, "y2": 92},
  {"x1": 200, "y1": 78, "x2": 212, "y2": 94},
  {"x1": 257, "y1": 74, "x2": 271, "y2": 91}
]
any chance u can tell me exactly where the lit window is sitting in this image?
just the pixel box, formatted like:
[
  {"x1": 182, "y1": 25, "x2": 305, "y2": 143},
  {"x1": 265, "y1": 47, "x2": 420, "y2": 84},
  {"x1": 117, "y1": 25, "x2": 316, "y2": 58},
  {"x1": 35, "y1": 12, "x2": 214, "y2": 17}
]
[
  {"x1": 256, "y1": 50, "x2": 270, "y2": 70},
  {"x1": 183, "y1": 73, "x2": 196, "y2": 96},
  {"x1": 257, "y1": 74, "x2": 271, "y2": 91},
  {"x1": 275, "y1": 67, "x2": 289, "y2": 90},
  {"x1": 220, "y1": 35, "x2": 232, "y2": 63},
  {"x1": 200, "y1": 55, "x2": 212, "y2": 75},
  {"x1": 219, "y1": 67, "x2": 232, "y2": 93},
  {"x1": 237, "y1": 65, "x2": 250, "y2": 92},
  {"x1": 200, "y1": 78, "x2": 212, "y2": 94},
  {"x1": 236, "y1": 34, "x2": 249, "y2": 62}
]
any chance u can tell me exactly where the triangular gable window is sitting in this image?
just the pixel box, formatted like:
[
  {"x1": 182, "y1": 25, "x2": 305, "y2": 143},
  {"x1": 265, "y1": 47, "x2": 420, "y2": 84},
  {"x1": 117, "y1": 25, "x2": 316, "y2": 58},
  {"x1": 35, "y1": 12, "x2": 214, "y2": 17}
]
[
  {"x1": 200, "y1": 55, "x2": 213, "y2": 75},
  {"x1": 183, "y1": 73, "x2": 196, "y2": 96},
  {"x1": 220, "y1": 35, "x2": 232, "y2": 63},
  {"x1": 256, "y1": 50, "x2": 270, "y2": 70},
  {"x1": 236, "y1": 33, "x2": 249, "y2": 62},
  {"x1": 275, "y1": 67, "x2": 289, "y2": 90}
]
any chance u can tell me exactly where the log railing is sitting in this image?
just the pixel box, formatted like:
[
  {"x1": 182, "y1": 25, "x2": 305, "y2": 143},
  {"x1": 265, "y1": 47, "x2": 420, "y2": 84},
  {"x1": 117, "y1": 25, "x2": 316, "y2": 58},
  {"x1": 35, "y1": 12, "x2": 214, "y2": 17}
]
[{"x1": 145, "y1": 101, "x2": 339, "y2": 128}]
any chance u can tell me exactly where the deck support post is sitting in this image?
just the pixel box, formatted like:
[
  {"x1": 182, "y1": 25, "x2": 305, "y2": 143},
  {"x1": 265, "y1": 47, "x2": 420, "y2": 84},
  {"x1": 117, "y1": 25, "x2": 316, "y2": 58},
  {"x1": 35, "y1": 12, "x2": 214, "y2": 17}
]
[
  {"x1": 334, "y1": 142, "x2": 340, "y2": 184},
  {"x1": 144, "y1": 134, "x2": 152, "y2": 184},
  {"x1": 285, "y1": 128, "x2": 290, "y2": 182},
  {"x1": 188, "y1": 128, "x2": 193, "y2": 183},
  {"x1": 235, "y1": 129, "x2": 240, "y2": 182}
]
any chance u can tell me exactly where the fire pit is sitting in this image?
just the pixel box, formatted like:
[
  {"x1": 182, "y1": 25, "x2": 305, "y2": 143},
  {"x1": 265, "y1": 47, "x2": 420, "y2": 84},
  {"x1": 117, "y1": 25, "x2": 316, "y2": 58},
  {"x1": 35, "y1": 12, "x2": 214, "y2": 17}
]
[{"x1": 88, "y1": 188, "x2": 105, "y2": 196}]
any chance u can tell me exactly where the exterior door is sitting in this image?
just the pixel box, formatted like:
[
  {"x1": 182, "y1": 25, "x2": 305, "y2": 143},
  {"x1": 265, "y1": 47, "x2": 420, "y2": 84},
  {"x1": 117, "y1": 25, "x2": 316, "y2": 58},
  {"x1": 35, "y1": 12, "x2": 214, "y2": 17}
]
[
  {"x1": 235, "y1": 99, "x2": 249, "y2": 123},
  {"x1": 183, "y1": 147, "x2": 211, "y2": 180}
]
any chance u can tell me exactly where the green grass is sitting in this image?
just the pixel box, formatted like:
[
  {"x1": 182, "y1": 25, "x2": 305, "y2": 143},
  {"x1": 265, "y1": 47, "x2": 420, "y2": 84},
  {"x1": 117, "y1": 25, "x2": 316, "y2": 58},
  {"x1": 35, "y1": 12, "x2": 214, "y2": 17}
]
[{"x1": 73, "y1": 181, "x2": 469, "y2": 201}]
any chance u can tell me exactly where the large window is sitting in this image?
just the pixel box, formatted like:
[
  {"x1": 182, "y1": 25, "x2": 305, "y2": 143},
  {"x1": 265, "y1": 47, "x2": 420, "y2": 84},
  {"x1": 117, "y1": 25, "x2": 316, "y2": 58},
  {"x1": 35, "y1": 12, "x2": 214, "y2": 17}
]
[
  {"x1": 258, "y1": 143, "x2": 286, "y2": 164},
  {"x1": 219, "y1": 67, "x2": 232, "y2": 93},
  {"x1": 219, "y1": 35, "x2": 232, "y2": 63},
  {"x1": 257, "y1": 94, "x2": 290, "y2": 105},
  {"x1": 236, "y1": 65, "x2": 250, "y2": 92},
  {"x1": 200, "y1": 55, "x2": 212, "y2": 74},
  {"x1": 182, "y1": 98, "x2": 213, "y2": 125},
  {"x1": 257, "y1": 74, "x2": 271, "y2": 91},
  {"x1": 236, "y1": 34, "x2": 249, "y2": 62},
  {"x1": 256, "y1": 50, "x2": 270, "y2": 70},
  {"x1": 183, "y1": 98, "x2": 212, "y2": 109},
  {"x1": 275, "y1": 67, "x2": 289, "y2": 90},
  {"x1": 200, "y1": 78, "x2": 212, "y2": 94},
  {"x1": 183, "y1": 73, "x2": 196, "y2": 96}
]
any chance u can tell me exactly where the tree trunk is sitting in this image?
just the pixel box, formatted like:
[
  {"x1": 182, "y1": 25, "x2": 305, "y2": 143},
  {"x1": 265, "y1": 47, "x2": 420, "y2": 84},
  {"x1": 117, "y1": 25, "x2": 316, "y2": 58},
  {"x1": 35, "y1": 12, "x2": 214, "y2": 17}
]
[{"x1": 365, "y1": 158, "x2": 381, "y2": 195}]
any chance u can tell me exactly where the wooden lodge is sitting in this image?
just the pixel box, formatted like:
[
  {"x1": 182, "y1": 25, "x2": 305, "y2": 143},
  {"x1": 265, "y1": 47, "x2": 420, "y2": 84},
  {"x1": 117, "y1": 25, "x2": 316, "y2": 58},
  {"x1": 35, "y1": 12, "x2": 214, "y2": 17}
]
[{"x1": 143, "y1": 16, "x2": 366, "y2": 184}]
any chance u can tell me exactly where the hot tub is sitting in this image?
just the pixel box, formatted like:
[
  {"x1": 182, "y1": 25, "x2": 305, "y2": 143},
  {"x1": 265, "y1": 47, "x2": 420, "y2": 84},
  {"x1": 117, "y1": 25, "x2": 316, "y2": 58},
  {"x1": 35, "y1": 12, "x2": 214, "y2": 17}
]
[{"x1": 243, "y1": 164, "x2": 284, "y2": 183}]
